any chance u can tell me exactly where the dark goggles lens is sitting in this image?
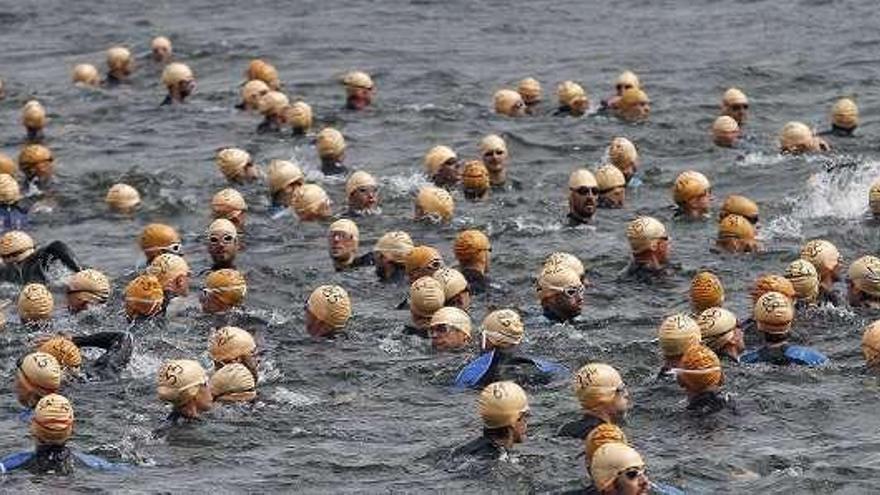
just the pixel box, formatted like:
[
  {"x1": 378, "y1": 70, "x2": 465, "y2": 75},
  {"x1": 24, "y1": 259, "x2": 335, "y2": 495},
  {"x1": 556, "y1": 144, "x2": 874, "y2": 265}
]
[{"x1": 572, "y1": 186, "x2": 598, "y2": 196}]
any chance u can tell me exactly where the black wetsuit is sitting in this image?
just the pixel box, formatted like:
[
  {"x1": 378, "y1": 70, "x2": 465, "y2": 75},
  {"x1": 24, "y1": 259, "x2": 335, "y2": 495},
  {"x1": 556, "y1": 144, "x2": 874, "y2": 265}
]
[
  {"x1": 475, "y1": 349, "x2": 557, "y2": 388},
  {"x1": 453, "y1": 436, "x2": 505, "y2": 460},
  {"x1": 256, "y1": 119, "x2": 281, "y2": 134},
  {"x1": 542, "y1": 306, "x2": 577, "y2": 324},
  {"x1": 687, "y1": 390, "x2": 737, "y2": 417},
  {"x1": 567, "y1": 212, "x2": 593, "y2": 226},
  {"x1": 620, "y1": 261, "x2": 671, "y2": 284},
  {"x1": 321, "y1": 161, "x2": 348, "y2": 176},
  {"x1": 818, "y1": 288, "x2": 845, "y2": 307},
  {"x1": 818, "y1": 125, "x2": 855, "y2": 138},
  {"x1": 13, "y1": 445, "x2": 76, "y2": 475},
  {"x1": 71, "y1": 332, "x2": 133, "y2": 380},
  {"x1": 460, "y1": 268, "x2": 488, "y2": 295},
  {"x1": 335, "y1": 253, "x2": 375, "y2": 272},
  {"x1": 0, "y1": 241, "x2": 81, "y2": 284},
  {"x1": 556, "y1": 413, "x2": 605, "y2": 440}
]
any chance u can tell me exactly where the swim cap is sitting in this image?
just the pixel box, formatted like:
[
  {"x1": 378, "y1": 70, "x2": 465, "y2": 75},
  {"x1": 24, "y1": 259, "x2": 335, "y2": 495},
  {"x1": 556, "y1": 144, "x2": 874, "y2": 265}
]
[
  {"x1": 590, "y1": 443, "x2": 645, "y2": 492},
  {"x1": 146, "y1": 253, "x2": 190, "y2": 288},
  {"x1": 209, "y1": 326, "x2": 256, "y2": 363},
  {"x1": 718, "y1": 214, "x2": 755, "y2": 241},
  {"x1": 424, "y1": 145, "x2": 457, "y2": 176},
  {"x1": 18, "y1": 352, "x2": 61, "y2": 395},
  {"x1": 722, "y1": 88, "x2": 748, "y2": 107},
  {"x1": 246, "y1": 59, "x2": 280, "y2": 89},
  {"x1": 831, "y1": 98, "x2": 858, "y2": 130},
  {"x1": 432, "y1": 267, "x2": 469, "y2": 300},
  {"x1": 536, "y1": 265, "x2": 582, "y2": 301},
  {"x1": 241, "y1": 79, "x2": 270, "y2": 109},
  {"x1": 409, "y1": 276, "x2": 446, "y2": 317},
  {"x1": 482, "y1": 309, "x2": 524, "y2": 347},
  {"x1": 258, "y1": 91, "x2": 289, "y2": 117},
  {"x1": 140, "y1": 223, "x2": 181, "y2": 254},
  {"x1": 124, "y1": 274, "x2": 164, "y2": 318},
  {"x1": 204, "y1": 269, "x2": 247, "y2": 307},
  {"x1": 543, "y1": 252, "x2": 586, "y2": 279},
  {"x1": 719, "y1": 195, "x2": 758, "y2": 223},
  {"x1": 266, "y1": 159, "x2": 303, "y2": 195},
  {"x1": 618, "y1": 88, "x2": 649, "y2": 109},
  {"x1": 375, "y1": 231, "x2": 415, "y2": 264},
  {"x1": 0, "y1": 153, "x2": 16, "y2": 175},
  {"x1": 18, "y1": 283, "x2": 53, "y2": 322},
  {"x1": 283, "y1": 101, "x2": 313, "y2": 131},
  {"x1": 616, "y1": 70, "x2": 641, "y2": 90},
  {"x1": 291, "y1": 183, "x2": 330, "y2": 219},
  {"x1": 415, "y1": 186, "x2": 454, "y2": 222},
  {"x1": 37, "y1": 336, "x2": 82, "y2": 370},
  {"x1": 31, "y1": 394, "x2": 74, "y2": 445},
  {"x1": 677, "y1": 344, "x2": 723, "y2": 392},
  {"x1": 72, "y1": 63, "x2": 100, "y2": 86},
  {"x1": 461, "y1": 160, "x2": 490, "y2": 192},
  {"x1": 784, "y1": 259, "x2": 819, "y2": 302},
  {"x1": 595, "y1": 164, "x2": 626, "y2": 192},
  {"x1": 151, "y1": 36, "x2": 172, "y2": 54},
  {"x1": 18, "y1": 144, "x2": 53, "y2": 174},
  {"x1": 697, "y1": 307, "x2": 738, "y2": 350},
  {"x1": 750, "y1": 274, "x2": 796, "y2": 304},
  {"x1": 480, "y1": 134, "x2": 507, "y2": 156},
  {"x1": 105, "y1": 183, "x2": 141, "y2": 212},
  {"x1": 207, "y1": 218, "x2": 237, "y2": 238},
  {"x1": 430, "y1": 306, "x2": 472, "y2": 338},
  {"x1": 66, "y1": 268, "x2": 111, "y2": 304},
  {"x1": 518, "y1": 77, "x2": 542, "y2": 104},
  {"x1": 210, "y1": 363, "x2": 257, "y2": 403},
  {"x1": 106, "y1": 46, "x2": 132, "y2": 72},
  {"x1": 405, "y1": 245, "x2": 443, "y2": 275},
  {"x1": 608, "y1": 137, "x2": 638, "y2": 169},
  {"x1": 557, "y1": 80, "x2": 588, "y2": 108},
  {"x1": 345, "y1": 170, "x2": 378, "y2": 197},
  {"x1": 157, "y1": 359, "x2": 208, "y2": 406},
  {"x1": 493, "y1": 89, "x2": 525, "y2": 116},
  {"x1": 0, "y1": 230, "x2": 35, "y2": 262},
  {"x1": 754, "y1": 291, "x2": 794, "y2": 334},
  {"x1": 0, "y1": 174, "x2": 21, "y2": 205},
  {"x1": 848, "y1": 255, "x2": 880, "y2": 298},
  {"x1": 658, "y1": 314, "x2": 701, "y2": 359},
  {"x1": 453, "y1": 229, "x2": 490, "y2": 263},
  {"x1": 569, "y1": 169, "x2": 598, "y2": 189},
  {"x1": 869, "y1": 180, "x2": 880, "y2": 216},
  {"x1": 712, "y1": 115, "x2": 739, "y2": 146},
  {"x1": 779, "y1": 121, "x2": 815, "y2": 153},
  {"x1": 861, "y1": 320, "x2": 880, "y2": 367},
  {"x1": 342, "y1": 71, "x2": 373, "y2": 91},
  {"x1": 21, "y1": 100, "x2": 46, "y2": 130},
  {"x1": 212, "y1": 188, "x2": 248, "y2": 218},
  {"x1": 316, "y1": 127, "x2": 345, "y2": 159},
  {"x1": 307, "y1": 284, "x2": 352, "y2": 329},
  {"x1": 672, "y1": 170, "x2": 711, "y2": 204},
  {"x1": 800, "y1": 239, "x2": 841, "y2": 273},
  {"x1": 215, "y1": 148, "x2": 252, "y2": 181},
  {"x1": 690, "y1": 271, "x2": 725, "y2": 313},
  {"x1": 585, "y1": 424, "x2": 628, "y2": 466},
  {"x1": 573, "y1": 363, "x2": 624, "y2": 411},
  {"x1": 626, "y1": 216, "x2": 667, "y2": 254},
  {"x1": 161, "y1": 62, "x2": 193, "y2": 88},
  {"x1": 478, "y1": 381, "x2": 529, "y2": 429}
]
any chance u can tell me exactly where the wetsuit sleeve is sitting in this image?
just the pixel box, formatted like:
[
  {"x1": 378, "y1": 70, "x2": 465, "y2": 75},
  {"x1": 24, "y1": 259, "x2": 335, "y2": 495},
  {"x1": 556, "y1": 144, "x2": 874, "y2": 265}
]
[
  {"x1": 40, "y1": 241, "x2": 82, "y2": 273},
  {"x1": 0, "y1": 452, "x2": 35, "y2": 473},
  {"x1": 454, "y1": 351, "x2": 495, "y2": 389},
  {"x1": 73, "y1": 451, "x2": 131, "y2": 472},
  {"x1": 785, "y1": 346, "x2": 828, "y2": 366},
  {"x1": 72, "y1": 332, "x2": 134, "y2": 376},
  {"x1": 0, "y1": 263, "x2": 20, "y2": 284},
  {"x1": 739, "y1": 350, "x2": 760, "y2": 364}
]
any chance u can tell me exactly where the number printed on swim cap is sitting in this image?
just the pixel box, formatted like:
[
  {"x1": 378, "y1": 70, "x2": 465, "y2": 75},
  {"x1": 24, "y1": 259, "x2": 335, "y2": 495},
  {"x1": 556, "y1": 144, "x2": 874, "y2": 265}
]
[
  {"x1": 492, "y1": 383, "x2": 505, "y2": 399},
  {"x1": 160, "y1": 363, "x2": 184, "y2": 385},
  {"x1": 322, "y1": 286, "x2": 343, "y2": 304}
]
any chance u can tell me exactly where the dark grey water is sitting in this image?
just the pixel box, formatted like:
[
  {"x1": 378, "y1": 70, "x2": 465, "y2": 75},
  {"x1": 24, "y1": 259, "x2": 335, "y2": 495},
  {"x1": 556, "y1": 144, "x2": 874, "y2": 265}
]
[{"x1": 2, "y1": 0, "x2": 880, "y2": 493}]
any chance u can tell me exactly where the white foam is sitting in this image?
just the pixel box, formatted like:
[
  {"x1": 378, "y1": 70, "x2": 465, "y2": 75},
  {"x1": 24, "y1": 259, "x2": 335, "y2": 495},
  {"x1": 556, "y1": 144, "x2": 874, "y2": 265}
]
[{"x1": 794, "y1": 158, "x2": 880, "y2": 219}]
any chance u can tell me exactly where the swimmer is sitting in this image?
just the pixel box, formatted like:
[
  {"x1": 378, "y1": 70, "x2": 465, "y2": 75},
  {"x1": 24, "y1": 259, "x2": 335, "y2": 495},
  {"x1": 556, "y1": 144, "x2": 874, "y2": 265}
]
[
  {"x1": 139, "y1": 223, "x2": 182, "y2": 264},
  {"x1": 374, "y1": 231, "x2": 414, "y2": 283},
  {"x1": 583, "y1": 424, "x2": 628, "y2": 468},
  {"x1": 675, "y1": 344, "x2": 735, "y2": 416},
  {"x1": 613, "y1": 88, "x2": 650, "y2": 122},
  {"x1": 160, "y1": 62, "x2": 195, "y2": 105},
  {"x1": 779, "y1": 121, "x2": 830, "y2": 154},
  {"x1": 211, "y1": 188, "x2": 248, "y2": 231},
  {"x1": 537, "y1": 265, "x2": 584, "y2": 323},
  {"x1": 720, "y1": 88, "x2": 748, "y2": 126},
  {"x1": 0, "y1": 231, "x2": 81, "y2": 285},
  {"x1": 66, "y1": 269, "x2": 110, "y2": 314},
  {"x1": 21, "y1": 100, "x2": 46, "y2": 142},
  {"x1": 861, "y1": 320, "x2": 880, "y2": 370},
  {"x1": 453, "y1": 229, "x2": 491, "y2": 294},
  {"x1": 602, "y1": 70, "x2": 641, "y2": 110},
  {"x1": 657, "y1": 314, "x2": 701, "y2": 374},
  {"x1": 282, "y1": 101, "x2": 313, "y2": 135},
  {"x1": 328, "y1": 219, "x2": 373, "y2": 271},
  {"x1": 316, "y1": 127, "x2": 347, "y2": 175},
  {"x1": 105, "y1": 183, "x2": 141, "y2": 215},
  {"x1": 716, "y1": 214, "x2": 759, "y2": 253},
  {"x1": 210, "y1": 363, "x2": 257, "y2": 403},
  {"x1": 696, "y1": 307, "x2": 745, "y2": 362},
  {"x1": 568, "y1": 169, "x2": 599, "y2": 225},
  {"x1": 588, "y1": 442, "x2": 650, "y2": 495},
  {"x1": 556, "y1": 81, "x2": 589, "y2": 117},
  {"x1": 151, "y1": 36, "x2": 172, "y2": 63},
  {"x1": 0, "y1": 174, "x2": 28, "y2": 231},
  {"x1": 342, "y1": 71, "x2": 375, "y2": 110},
  {"x1": 741, "y1": 291, "x2": 827, "y2": 366},
  {"x1": 595, "y1": 164, "x2": 626, "y2": 209},
  {"x1": 266, "y1": 159, "x2": 304, "y2": 210},
  {"x1": 414, "y1": 186, "x2": 454, "y2": 224},
  {"x1": 428, "y1": 306, "x2": 472, "y2": 351},
  {"x1": 237, "y1": 80, "x2": 270, "y2": 111},
  {"x1": 712, "y1": 116, "x2": 740, "y2": 148},
  {"x1": 517, "y1": 78, "x2": 542, "y2": 114},
  {"x1": 479, "y1": 134, "x2": 509, "y2": 188},
  {"x1": 719, "y1": 195, "x2": 759, "y2": 225},
  {"x1": 18, "y1": 283, "x2": 53, "y2": 326},
  {"x1": 38, "y1": 333, "x2": 133, "y2": 381},
  {"x1": 19, "y1": 143, "x2": 55, "y2": 190},
  {"x1": 72, "y1": 64, "x2": 101, "y2": 87},
  {"x1": 157, "y1": 359, "x2": 212, "y2": 421},
  {"x1": 433, "y1": 267, "x2": 471, "y2": 312},
  {"x1": 124, "y1": 274, "x2": 164, "y2": 321},
  {"x1": 493, "y1": 89, "x2": 526, "y2": 117},
  {"x1": 847, "y1": 255, "x2": 880, "y2": 308},
  {"x1": 690, "y1": 271, "x2": 725, "y2": 315},
  {"x1": 216, "y1": 148, "x2": 261, "y2": 184},
  {"x1": 408, "y1": 276, "x2": 445, "y2": 335},
  {"x1": 345, "y1": 170, "x2": 380, "y2": 215},
  {"x1": 461, "y1": 160, "x2": 490, "y2": 201},
  {"x1": 624, "y1": 216, "x2": 670, "y2": 278},
  {"x1": 200, "y1": 269, "x2": 247, "y2": 314},
  {"x1": 672, "y1": 171, "x2": 712, "y2": 220},
  {"x1": 608, "y1": 137, "x2": 639, "y2": 185},
  {"x1": 424, "y1": 145, "x2": 461, "y2": 189},
  {"x1": 146, "y1": 253, "x2": 191, "y2": 298},
  {"x1": 784, "y1": 259, "x2": 820, "y2": 309},
  {"x1": 800, "y1": 239, "x2": 844, "y2": 305},
  {"x1": 455, "y1": 381, "x2": 529, "y2": 459},
  {"x1": 14, "y1": 352, "x2": 61, "y2": 411},
  {"x1": 105, "y1": 46, "x2": 133, "y2": 85},
  {"x1": 824, "y1": 98, "x2": 858, "y2": 137},
  {"x1": 291, "y1": 184, "x2": 333, "y2": 222},
  {"x1": 558, "y1": 363, "x2": 630, "y2": 440},
  {"x1": 543, "y1": 252, "x2": 588, "y2": 286},
  {"x1": 209, "y1": 326, "x2": 258, "y2": 379},
  {"x1": 245, "y1": 59, "x2": 281, "y2": 90},
  {"x1": 205, "y1": 219, "x2": 240, "y2": 271},
  {"x1": 256, "y1": 91, "x2": 289, "y2": 133}
]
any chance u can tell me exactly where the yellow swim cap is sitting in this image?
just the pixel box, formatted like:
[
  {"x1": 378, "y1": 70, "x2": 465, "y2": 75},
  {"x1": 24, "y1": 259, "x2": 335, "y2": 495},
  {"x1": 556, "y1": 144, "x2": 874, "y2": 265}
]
[
  {"x1": 146, "y1": 253, "x2": 190, "y2": 288},
  {"x1": 157, "y1": 359, "x2": 207, "y2": 406},
  {"x1": 848, "y1": 255, "x2": 880, "y2": 298},
  {"x1": 784, "y1": 259, "x2": 819, "y2": 303},
  {"x1": 415, "y1": 186, "x2": 454, "y2": 222},
  {"x1": 266, "y1": 159, "x2": 303, "y2": 195},
  {"x1": 211, "y1": 188, "x2": 248, "y2": 218},
  {"x1": 779, "y1": 121, "x2": 816, "y2": 153},
  {"x1": 375, "y1": 231, "x2": 415, "y2": 264},
  {"x1": 590, "y1": 443, "x2": 645, "y2": 491},
  {"x1": 215, "y1": 148, "x2": 252, "y2": 181},
  {"x1": 308, "y1": 285, "x2": 352, "y2": 329},
  {"x1": 658, "y1": 314, "x2": 701, "y2": 359},
  {"x1": 626, "y1": 216, "x2": 667, "y2": 254},
  {"x1": 0, "y1": 230, "x2": 35, "y2": 263},
  {"x1": 861, "y1": 320, "x2": 880, "y2": 367},
  {"x1": 258, "y1": 91, "x2": 289, "y2": 117},
  {"x1": 124, "y1": 274, "x2": 164, "y2": 318},
  {"x1": 713, "y1": 115, "x2": 739, "y2": 134},
  {"x1": 569, "y1": 169, "x2": 598, "y2": 190},
  {"x1": 672, "y1": 170, "x2": 711, "y2": 204},
  {"x1": 615, "y1": 70, "x2": 641, "y2": 90},
  {"x1": 536, "y1": 265, "x2": 582, "y2": 301},
  {"x1": 677, "y1": 344, "x2": 723, "y2": 392},
  {"x1": 493, "y1": 89, "x2": 525, "y2": 116},
  {"x1": 241, "y1": 79, "x2": 270, "y2": 109},
  {"x1": 342, "y1": 71, "x2": 373, "y2": 91},
  {"x1": 246, "y1": 59, "x2": 280, "y2": 90},
  {"x1": 754, "y1": 291, "x2": 794, "y2": 334},
  {"x1": 800, "y1": 239, "x2": 841, "y2": 273},
  {"x1": 409, "y1": 276, "x2": 445, "y2": 318},
  {"x1": 106, "y1": 46, "x2": 132, "y2": 72},
  {"x1": 161, "y1": 62, "x2": 194, "y2": 88},
  {"x1": 595, "y1": 164, "x2": 626, "y2": 192},
  {"x1": 424, "y1": 145, "x2": 457, "y2": 176},
  {"x1": 831, "y1": 97, "x2": 858, "y2": 130},
  {"x1": 573, "y1": 363, "x2": 624, "y2": 411},
  {"x1": 204, "y1": 269, "x2": 247, "y2": 307},
  {"x1": 690, "y1": 271, "x2": 725, "y2": 313},
  {"x1": 22, "y1": 100, "x2": 46, "y2": 130},
  {"x1": 345, "y1": 170, "x2": 378, "y2": 197},
  {"x1": 0, "y1": 153, "x2": 17, "y2": 175},
  {"x1": 18, "y1": 352, "x2": 61, "y2": 394},
  {"x1": 405, "y1": 245, "x2": 443, "y2": 276},
  {"x1": 584, "y1": 424, "x2": 628, "y2": 466},
  {"x1": 207, "y1": 218, "x2": 237, "y2": 239},
  {"x1": 209, "y1": 326, "x2": 256, "y2": 363},
  {"x1": 461, "y1": 160, "x2": 490, "y2": 192},
  {"x1": 140, "y1": 223, "x2": 181, "y2": 255},
  {"x1": 105, "y1": 183, "x2": 141, "y2": 212},
  {"x1": 722, "y1": 87, "x2": 748, "y2": 106},
  {"x1": 697, "y1": 307, "x2": 738, "y2": 350},
  {"x1": 316, "y1": 128, "x2": 345, "y2": 159},
  {"x1": 482, "y1": 309, "x2": 524, "y2": 348},
  {"x1": 869, "y1": 180, "x2": 880, "y2": 216},
  {"x1": 618, "y1": 88, "x2": 649, "y2": 108},
  {"x1": 718, "y1": 214, "x2": 756, "y2": 241},
  {"x1": 31, "y1": 393, "x2": 74, "y2": 445},
  {"x1": 210, "y1": 363, "x2": 257, "y2": 403},
  {"x1": 291, "y1": 183, "x2": 331, "y2": 219},
  {"x1": 432, "y1": 267, "x2": 469, "y2": 300},
  {"x1": 283, "y1": 101, "x2": 313, "y2": 132},
  {"x1": 0, "y1": 173, "x2": 21, "y2": 205},
  {"x1": 719, "y1": 195, "x2": 758, "y2": 223},
  {"x1": 72, "y1": 63, "x2": 100, "y2": 86},
  {"x1": 453, "y1": 229, "x2": 490, "y2": 264},
  {"x1": 19, "y1": 283, "x2": 53, "y2": 323},
  {"x1": 608, "y1": 137, "x2": 638, "y2": 170},
  {"x1": 66, "y1": 268, "x2": 111, "y2": 304},
  {"x1": 480, "y1": 134, "x2": 507, "y2": 156},
  {"x1": 557, "y1": 80, "x2": 588, "y2": 108},
  {"x1": 329, "y1": 218, "x2": 359, "y2": 243},
  {"x1": 18, "y1": 144, "x2": 53, "y2": 175},
  {"x1": 478, "y1": 381, "x2": 529, "y2": 429},
  {"x1": 430, "y1": 306, "x2": 472, "y2": 338},
  {"x1": 517, "y1": 77, "x2": 542, "y2": 104},
  {"x1": 750, "y1": 274, "x2": 796, "y2": 305},
  {"x1": 543, "y1": 252, "x2": 586, "y2": 279},
  {"x1": 151, "y1": 36, "x2": 172, "y2": 54},
  {"x1": 37, "y1": 336, "x2": 82, "y2": 370}
]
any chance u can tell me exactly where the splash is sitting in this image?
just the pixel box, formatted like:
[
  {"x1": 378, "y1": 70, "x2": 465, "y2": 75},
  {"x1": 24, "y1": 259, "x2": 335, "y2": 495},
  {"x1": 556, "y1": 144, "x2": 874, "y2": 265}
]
[{"x1": 794, "y1": 157, "x2": 880, "y2": 219}]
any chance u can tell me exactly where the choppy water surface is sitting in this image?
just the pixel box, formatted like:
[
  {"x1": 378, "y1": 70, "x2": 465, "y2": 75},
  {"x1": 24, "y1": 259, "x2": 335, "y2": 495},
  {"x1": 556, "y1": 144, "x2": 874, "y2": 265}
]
[{"x1": 2, "y1": 0, "x2": 880, "y2": 493}]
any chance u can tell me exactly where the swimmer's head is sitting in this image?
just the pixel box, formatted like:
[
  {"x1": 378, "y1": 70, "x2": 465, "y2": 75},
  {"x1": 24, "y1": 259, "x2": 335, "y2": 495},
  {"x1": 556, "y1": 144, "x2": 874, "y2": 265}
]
[
  {"x1": 258, "y1": 90, "x2": 289, "y2": 119},
  {"x1": 754, "y1": 291, "x2": 794, "y2": 335},
  {"x1": 479, "y1": 134, "x2": 508, "y2": 175},
  {"x1": 209, "y1": 326, "x2": 257, "y2": 366},
  {"x1": 847, "y1": 255, "x2": 880, "y2": 307},
  {"x1": 608, "y1": 137, "x2": 638, "y2": 181},
  {"x1": 409, "y1": 276, "x2": 446, "y2": 329},
  {"x1": 861, "y1": 320, "x2": 880, "y2": 369},
  {"x1": 156, "y1": 359, "x2": 212, "y2": 418},
  {"x1": 717, "y1": 214, "x2": 758, "y2": 253},
  {"x1": 831, "y1": 97, "x2": 858, "y2": 131},
  {"x1": 785, "y1": 259, "x2": 820, "y2": 304},
  {"x1": 374, "y1": 231, "x2": 414, "y2": 280},
  {"x1": 291, "y1": 183, "x2": 332, "y2": 222},
  {"x1": 697, "y1": 307, "x2": 744, "y2": 360},
  {"x1": 216, "y1": 147, "x2": 259, "y2": 184},
  {"x1": 869, "y1": 180, "x2": 880, "y2": 218},
  {"x1": 21, "y1": 100, "x2": 46, "y2": 132},
  {"x1": 246, "y1": 59, "x2": 280, "y2": 90},
  {"x1": 306, "y1": 285, "x2": 352, "y2": 337},
  {"x1": 432, "y1": 267, "x2": 471, "y2": 312},
  {"x1": 461, "y1": 160, "x2": 490, "y2": 200},
  {"x1": 161, "y1": 62, "x2": 195, "y2": 103},
  {"x1": 676, "y1": 344, "x2": 723, "y2": 394},
  {"x1": 536, "y1": 265, "x2": 584, "y2": 321},
  {"x1": 615, "y1": 70, "x2": 641, "y2": 95},
  {"x1": 494, "y1": 89, "x2": 526, "y2": 117},
  {"x1": 139, "y1": 223, "x2": 182, "y2": 263},
  {"x1": 590, "y1": 443, "x2": 648, "y2": 494},
  {"x1": 240, "y1": 79, "x2": 270, "y2": 111},
  {"x1": 543, "y1": 252, "x2": 586, "y2": 282},
  {"x1": 151, "y1": 36, "x2": 172, "y2": 62},
  {"x1": 428, "y1": 306, "x2": 472, "y2": 351},
  {"x1": 105, "y1": 183, "x2": 141, "y2": 214},
  {"x1": 673, "y1": 170, "x2": 712, "y2": 218},
  {"x1": 800, "y1": 239, "x2": 842, "y2": 281},
  {"x1": 481, "y1": 309, "x2": 524, "y2": 350},
  {"x1": 211, "y1": 188, "x2": 248, "y2": 230},
  {"x1": 572, "y1": 363, "x2": 629, "y2": 421},
  {"x1": 266, "y1": 159, "x2": 304, "y2": 203},
  {"x1": 414, "y1": 186, "x2": 454, "y2": 223},
  {"x1": 404, "y1": 245, "x2": 443, "y2": 283},
  {"x1": 66, "y1": 269, "x2": 111, "y2": 314},
  {"x1": 779, "y1": 121, "x2": 822, "y2": 154},
  {"x1": 346, "y1": 170, "x2": 379, "y2": 212},
  {"x1": 106, "y1": 46, "x2": 133, "y2": 79},
  {"x1": 18, "y1": 283, "x2": 53, "y2": 324},
  {"x1": 626, "y1": 216, "x2": 669, "y2": 262},
  {"x1": 584, "y1": 424, "x2": 628, "y2": 467},
  {"x1": 453, "y1": 229, "x2": 490, "y2": 272},
  {"x1": 719, "y1": 195, "x2": 758, "y2": 224},
  {"x1": 0, "y1": 153, "x2": 16, "y2": 176},
  {"x1": 31, "y1": 394, "x2": 74, "y2": 446},
  {"x1": 616, "y1": 88, "x2": 650, "y2": 121},
  {"x1": 568, "y1": 169, "x2": 599, "y2": 221},
  {"x1": 721, "y1": 88, "x2": 748, "y2": 125},
  {"x1": 477, "y1": 381, "x2": 529, "y2": 443},
  {"x1": 557, "y1": 80, "x2": 589, "y2": 116},
  {"x1": 595, "y1": 164, "x2": 626, "y2": 209},
  {"x1": 283, "y1": 101, "x2": 313, "y2": 134},
  {"x1": 658, "y1": 313, "x2": 701, "y2": 363},
  {"x1": 689, "y1": 271, "x2": 725, "y2": 314},
  {"x1": 316, "y1": 127, "x2": 346, "y2": 162},
  {"x1": 147, "y1": 253, "x2": 191, "y2": 297},
  {"x1": 0, "y1": 230, "x2": 36, "y2": 263},
  {"x1": 750, "y1": 274, "x2": 796, "y2": 306},
  {"x1": 424, "y1": 145, "x2": 458, "y2": 179},
  {"x1": 72, "y1": 63, "x2": 100, "y2": 87},
  {"x1": 517, "y1": 77, "x2": 542, "y2": 105},
  {"x1": 124, "y1": 274, "x2": 164, "y2": 320},
  {"x1": 328, "y1": 219, "x2": 360, "y2": 266},
  {"x1": 712, "y1": 115, "x2": 740, "y2": 148},
  {"x1": 210, "y1": 363, "x2": 257, "y2": 403},
  {"x1": 342, "y1": 71, "x2": 374, "y2": 110},
  {"x1": 15, "y1": 352, "x2": 61, "y2": 408},
  {"x1": 18, "y1": 143, "x2": 54, "y2": 181},
  {"x1": 201, "y1": 269, "x2": 247, "y2": 313},
  {"x1": 37, "y1": 336, "x2": 82, "y2": 372},
  {"x1": 0, "y1": 174, "x2": 21, "y2": 206}
]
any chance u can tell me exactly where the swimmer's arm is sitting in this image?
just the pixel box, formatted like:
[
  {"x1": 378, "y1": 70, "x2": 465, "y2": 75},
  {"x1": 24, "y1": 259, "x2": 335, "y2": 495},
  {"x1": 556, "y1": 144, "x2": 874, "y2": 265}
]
[{"x1": 40, "y1": 241, "x2": 82, "y2": 273}]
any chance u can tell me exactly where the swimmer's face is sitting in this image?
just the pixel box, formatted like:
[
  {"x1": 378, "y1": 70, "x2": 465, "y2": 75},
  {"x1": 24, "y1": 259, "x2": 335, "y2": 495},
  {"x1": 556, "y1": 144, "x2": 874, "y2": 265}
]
[
  {"x1": 720, "y1": 327, "x2": 746, "y2": 361},
  {"x1": 569, "y1": 185, "x2": 598, "y2": 220},
  {"x1": 544, "y1": 285, "x2": 584, "y2": 320},
  {"x1": 447, "y1": 288, "x2": 471, "y2": 313},
  {"x1": 349, "y1": 184, "x2": 379, "y2": 211},
  {"x1": 176, "y1": 80, "x2": 196, "y2": 101},
  {"x1": 686, "y1": 189, "x2": 712, "y2": 215},
  {"x1": 512, "y1": 410, "x2": 529, "y2": 444},
  {"x1": 482, "y1": 148, "x2": 507, "y2": 171},
  {"x1": 152, "y1": 46, "x2": 171, "y2": 63},
  {"x1": 30, "y1": 159, "x2": 54, "y2": 181},
  {"x1": 714, "y1": 129, "x2": 740, "y2": 148},
  {"x1": 433, "y1": 158, "x2": 461, "y2": 188},
  {"x1": 207, "y1": 231, "x2": 239, "y2": 264},
  {"x1": 239, "y1": 162, "x2": 260, "y2": 182},
  {"x1": 347, "y1": 86, "x2": 374, "y2": 110},
  {"x1": 168, "y1": 273, "x2": 190, "y2": 297},
  {"x1": 570, "y1": 97, "x2": 589, "y2": 116},
  {"x1": 374, "y1": 252, "x2": 401, "y2": 282},
  {"x1": 655, "y1": 238, "x2": 671, "y2": 264},
  {"x1": 429, "y1": 324, "x2": 470, "y2": 351},
  {"x1": 328, "y1": 230, "x2": 357, "y2": 260},
  {"x1": 614, "y1": 465, "x2": 650, "y2": 495},
  {"x1": 616, "y1": 82, "x2": 636, "y2": 96},
  {"x1": 600, "y1": 187, "x2": 626, "y2": 209},
  {"x1": 274, "y1": 180, "x2": 303, "y2": 207},
  {"x1": 66, "y1": 290, "x2": 96, "y2": 314},
  {"x1": 724, "y1": 102, "x2": 748, "y2": 126},
  {"x1": 194, "y1": 384, "x2": 213, "y2": 413}
]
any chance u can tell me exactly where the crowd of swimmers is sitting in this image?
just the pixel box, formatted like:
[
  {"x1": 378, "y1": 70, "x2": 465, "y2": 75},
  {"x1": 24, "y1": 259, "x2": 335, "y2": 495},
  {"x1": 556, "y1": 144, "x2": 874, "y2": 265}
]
[{"x1": 0, "y1": 35, "x2": 877, "y2": 493}]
